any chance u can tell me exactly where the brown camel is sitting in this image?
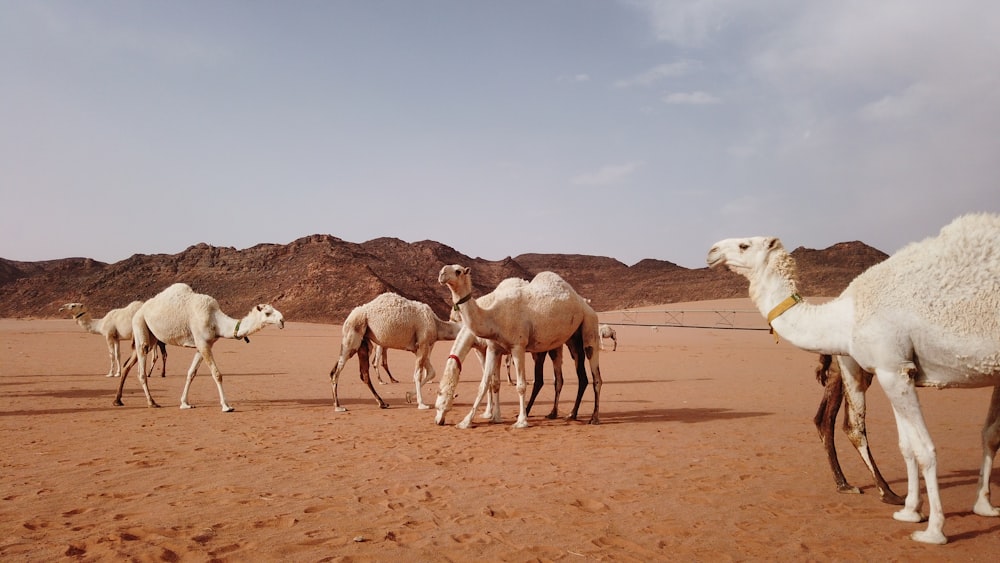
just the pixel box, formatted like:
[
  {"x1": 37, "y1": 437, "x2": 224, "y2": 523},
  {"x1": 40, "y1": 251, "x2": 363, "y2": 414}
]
[{"x1": 814, "y1": 354, "x2": 904, "y2": 504}]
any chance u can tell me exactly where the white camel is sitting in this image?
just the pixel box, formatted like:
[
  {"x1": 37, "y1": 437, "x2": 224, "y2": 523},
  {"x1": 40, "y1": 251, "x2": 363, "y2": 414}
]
[
  {"x1": 599, "y1": 324, "x2": 617, "y2": 351},
  {"x1": 707, "y1": 213, "x2": 1000, "y2": 545},
  {"x1": 121, "y1": 283, "x2": 285, "y2": 412},
  {"x1": 435, "y1": 265, "x2": 602, "y2": 428},
  {"x1": 371, "y1": 344, "x2": 399, "y2": 385},
  {"x1": 60, "y1": 301, "x2": 166, "y2": 378},
  {"x1": 329, "y1": 292, "x2": 462, "y2": 411}
]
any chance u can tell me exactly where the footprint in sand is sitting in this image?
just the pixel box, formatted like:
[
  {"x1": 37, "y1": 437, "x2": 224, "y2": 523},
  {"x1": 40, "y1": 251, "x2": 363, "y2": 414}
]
[{"x1": 571, "y1": 498, "x2": 608, "y2": 513}]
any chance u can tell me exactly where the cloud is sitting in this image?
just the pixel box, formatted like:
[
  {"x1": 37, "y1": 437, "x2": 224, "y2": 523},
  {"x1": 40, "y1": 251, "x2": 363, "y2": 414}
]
[
  {"x1": 614, "y1": 60, "x2": 698, "y2": 88},
  {"x1": 661, "y1": 91, "x2": 721, "y2": 105},
  {"x1": 571, "y1": 162, "x2": 643, "y2": 186},
  {"x1": 623, "y1": 0, "x2": 741, "y2": 48}
]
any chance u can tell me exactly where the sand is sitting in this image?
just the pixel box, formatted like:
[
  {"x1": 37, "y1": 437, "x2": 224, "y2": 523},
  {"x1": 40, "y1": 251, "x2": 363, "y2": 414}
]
[{"x1": 2, "y1": 299, "x2": 998, "y2": 561}]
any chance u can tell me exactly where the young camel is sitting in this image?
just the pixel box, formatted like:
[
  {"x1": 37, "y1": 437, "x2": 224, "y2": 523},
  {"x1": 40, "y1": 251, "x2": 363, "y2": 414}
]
[
  {"x1": 599, "y1": 324, "x2": 617, "y2": 351},
  {"x1": 122, "y1": 283, "x2": 285, "y2": 412},
  {"x1": 707, "y1": 213, "x2": 1000, "y2": 544},
  {"x1": 329, "y1": 292, "x2": 462, "y2": 411},
  {"x1": 435, "y1": 265, "x2": 602, "y2": 428},
  {"x1": 60, "y1": 301, "x2": 166, "y2": 378},
  {"x1": 814, "y1": 354, "x2": 903, "y2": 504}
]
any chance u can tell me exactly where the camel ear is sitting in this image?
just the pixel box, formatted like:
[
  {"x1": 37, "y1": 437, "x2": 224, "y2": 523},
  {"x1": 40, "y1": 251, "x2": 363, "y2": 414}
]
[
  {"x1": 462, "y1": 267, "x2": 471, "y2": 276},
  {"x1": 256, "y1": 305, "x2": 263, "y2": 311},
  {"x1": 767, "y1": 237, "x2": 780, "y2": 250}
]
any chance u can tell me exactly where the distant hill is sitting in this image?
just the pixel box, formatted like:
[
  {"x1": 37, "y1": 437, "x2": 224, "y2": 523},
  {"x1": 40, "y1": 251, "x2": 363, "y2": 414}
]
[{"x1": 0, "y1": 236, "x2": 887, "y2": 323}]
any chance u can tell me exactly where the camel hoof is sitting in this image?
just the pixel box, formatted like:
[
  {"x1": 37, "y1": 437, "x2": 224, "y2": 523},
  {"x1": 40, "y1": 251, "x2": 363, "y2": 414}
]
[
  {"x1": 893, "y1": 509, "x2": 925, "y2": 523},
  {"x1": 545, "y1": 412, "x2": 558, "y2": 420},
  {"x1": 180, "y1": 404, "x2": 194, "y2": 410},
  {"x1": 335, "y1": 406, "x2": 348, "y2": 413},
  {"x1": 221, "y1": 406, "x2": 235, "y2": 413},
  {"x1": 973, "y1": 499, "x2": 1000, "y2": 517},
  {"x1": 113, "y1": 400, "x2": 123, "y2": 407},
  {"x1": 588, "y1": 418, "x2": 601, "y2": 425},
  {"x1": 880, "y1": 491, "x2": 906, "y2": 506},
  {"x1": 417, "y1": 403, "x2": 431, "y2": 410},
  {"x1": 911, "y1": 530, "x2": 947, "y2": 545},
  {"x1": 836, "y1": 485, "x2": 863, "y2": 495},
  {"x1": 513, "y1": 420, "x2": 529, "y2": 429},
  {"x1": 456, "y1": 420, "x2": 472, "y2": 430},
  {"x1": 378, "y1": 403, "x2": 390, "y2": 410}
]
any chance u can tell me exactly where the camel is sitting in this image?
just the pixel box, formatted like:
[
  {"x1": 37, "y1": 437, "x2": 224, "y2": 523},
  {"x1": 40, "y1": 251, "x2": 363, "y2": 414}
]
[
  {"x1": 122, "y1": 283, "x2": 285, "y2": 412},
  {"x1": 371, "y1": 345, "x2": 399, "y2": 385},
  {"x1": 707, "y1": 213, "x2": 1000, "y2": 544},
  {"x1": 435, "y1": 265, "x2": 602, "y2": 428},
  {"x1": 60, "y1": 301, "x2": 166, "y2": 378},
  {"x1": 599, "y1": 324, "x2": 617, "y2": 351},
  {"x1": 329, "y1": 292, "x2": 463, "y2": 411},
  {"x1": 814, "y1": 354, "x2": 903, "y2": 504}
]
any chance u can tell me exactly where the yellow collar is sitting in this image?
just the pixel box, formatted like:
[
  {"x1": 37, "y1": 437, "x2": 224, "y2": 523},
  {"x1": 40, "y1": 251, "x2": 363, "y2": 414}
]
[{"x1": 766, "y1": 293, "x2": 802, "y2": 343}]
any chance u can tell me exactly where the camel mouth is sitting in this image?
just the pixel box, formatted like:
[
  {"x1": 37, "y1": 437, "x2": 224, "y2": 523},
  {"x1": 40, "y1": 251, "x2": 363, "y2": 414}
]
[{"x1": 706, "y1": 255, "x2": 725, "y2": 269}]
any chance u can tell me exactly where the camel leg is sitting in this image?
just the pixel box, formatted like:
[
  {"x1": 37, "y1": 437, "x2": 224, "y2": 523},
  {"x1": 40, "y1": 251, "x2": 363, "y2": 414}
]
[
  {"x1": 878, "y1": 365, "x2": 946, "y2": 544},
  {"x1": 118, "y1": 330, "x2": 159, "y2": 408},
  {"x1": 836, "y1": 356, "x2": 904, "y2": 504},
  {"x1": 486, "y1": 352, "x2": 503, "y2": 423},
  {"x1": 179, "y1": 352, "x2": 206, "y2": 410},
  {"x1": 329, "y1": 332, "x2": 363, "y2": 412},
  {"x1": 565, "y1": 330, "x2": 588, "y2": 421},
  {"x1": 511, "y1": 349, "x2": 530, "y2": 429},
  {"x1": 814, "y1": 356, "x2": 858, "y2": 494},
  {"x1": 525, "y1": 351, "x2": 547, "y2": 416},
  {"x1": 612, "y1": 335, "x2": 616, "y2": 352},
  {"x1": 458, "y1": 361, "x2": 495, "y2": 429},
  {"x1": 356, "y1": 340, "x2": 388, "y2": 409},
  {"x1": 200, "y1": 346, "x2": 235, "y2": 413},
  {"x1": 411, "y1": 350, "x2": 433, "y2": 410},
  {"x1": 107, "y1": 335, "x2": 120, "y2": 377},
  {"x1": 121, "y1": 343, "x2": 138, "y2": 380},
  {"x1": 156, "y1": 341, "x2": 167, "y2": 377},
  {"x1": 548, "y1": 348, "x2": 566, "y2": 419},
  {"x1": 586, "y1": 346, "x2": 602, "y2": 425},
  {"x1": 973, "y1": 385, "x2": 1000, "y2": 517},
  {"x1": 383, "y1": 361, "x2": 399, "y2": 383}
]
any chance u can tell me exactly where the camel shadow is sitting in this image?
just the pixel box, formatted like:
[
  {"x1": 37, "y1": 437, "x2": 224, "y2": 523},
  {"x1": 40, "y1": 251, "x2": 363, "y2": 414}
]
[
  {"x1": 882, "y1": 468, "x2": 995, "y2": 493},
  {"x1": 3, "y1": 388, "x2": 115, "y2": 400},
  {"x1": 597, "y1": 407, "x2": 772, "y2": 425}
]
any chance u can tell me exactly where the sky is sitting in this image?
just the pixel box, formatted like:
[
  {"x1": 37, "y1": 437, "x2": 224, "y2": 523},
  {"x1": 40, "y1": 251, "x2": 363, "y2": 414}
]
[{"x1": 2, "y1": 1, "x2": 999, "y2": 269}]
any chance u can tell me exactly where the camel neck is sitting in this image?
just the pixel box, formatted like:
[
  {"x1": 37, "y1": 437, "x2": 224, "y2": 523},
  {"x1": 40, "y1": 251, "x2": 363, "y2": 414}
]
[{"x1": 752, "y1": 289, "x2": 853, "y2": 354}]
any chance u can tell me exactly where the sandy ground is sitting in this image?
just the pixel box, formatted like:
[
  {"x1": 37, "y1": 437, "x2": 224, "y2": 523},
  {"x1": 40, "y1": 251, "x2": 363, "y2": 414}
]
[{"x1": 2, "y1": 299, "x2": 999, "y2": 561}]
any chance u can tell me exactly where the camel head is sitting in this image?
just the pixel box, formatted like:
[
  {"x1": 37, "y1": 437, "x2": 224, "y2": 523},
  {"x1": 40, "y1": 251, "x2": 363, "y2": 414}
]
[
  {"x1": 438, "y1": 264, "x2": 472, "y2": 298},
  {"x1": 707, "y1": 236, "x2": 785, "y2": 278},
  {"x1": 253, "y1": 304, "x2": 285, "y2": 330},
  {"x1": 59, "y1": 302, "x2": 87, "y2": 318}
]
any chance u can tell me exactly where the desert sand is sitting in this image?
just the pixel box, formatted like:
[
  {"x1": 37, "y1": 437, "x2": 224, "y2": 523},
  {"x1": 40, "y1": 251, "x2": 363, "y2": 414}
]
[{"x1": 2, "y1": 299, "x2": 998, "y2": 561}]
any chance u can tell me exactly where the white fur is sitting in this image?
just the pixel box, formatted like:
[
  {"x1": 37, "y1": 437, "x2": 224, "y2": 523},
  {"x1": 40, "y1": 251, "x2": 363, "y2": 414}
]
[
  {"x1": 122, "y1": 283, "x2": 284, "y2": 412},
  {"x1": 329, "y1": 292, "x2": 462, "y2": 411},
  {"x1": 708, "y1": 213, "x2": 1000, "y2": 544},
  {"x1": 60, "y1": 301, "x2": 164, "y2": 378},
  {"x1": 435, "y1": 265, "x2": 603, "y2": 429},
  {"x1": 599, "y1": 324, "x2": 617, "y2": 351}
]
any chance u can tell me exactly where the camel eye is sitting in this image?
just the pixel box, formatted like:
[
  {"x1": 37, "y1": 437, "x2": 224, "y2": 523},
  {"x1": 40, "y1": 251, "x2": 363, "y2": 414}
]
[{"x1": 739, "y1": 243, "x2": 749, "y2": 251}]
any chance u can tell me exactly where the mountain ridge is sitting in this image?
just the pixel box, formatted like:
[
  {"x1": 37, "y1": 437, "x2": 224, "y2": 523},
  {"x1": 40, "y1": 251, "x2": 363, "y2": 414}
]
[{"x1": 0, "y1": 236, "x2": 888, "y2": 323}]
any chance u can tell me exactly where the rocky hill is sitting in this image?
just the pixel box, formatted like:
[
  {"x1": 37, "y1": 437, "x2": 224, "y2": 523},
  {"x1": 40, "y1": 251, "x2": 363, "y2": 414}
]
[{"x1": 0, "y1": 236, "x2": 887, "y2": 323}]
